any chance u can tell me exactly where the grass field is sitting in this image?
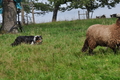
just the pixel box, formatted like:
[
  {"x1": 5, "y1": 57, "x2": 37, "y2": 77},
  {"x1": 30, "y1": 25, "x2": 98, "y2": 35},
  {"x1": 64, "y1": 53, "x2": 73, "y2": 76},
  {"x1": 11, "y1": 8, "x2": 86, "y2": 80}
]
[{"x1": 0, "y1": 18, "x2": 120, "y2": 80}]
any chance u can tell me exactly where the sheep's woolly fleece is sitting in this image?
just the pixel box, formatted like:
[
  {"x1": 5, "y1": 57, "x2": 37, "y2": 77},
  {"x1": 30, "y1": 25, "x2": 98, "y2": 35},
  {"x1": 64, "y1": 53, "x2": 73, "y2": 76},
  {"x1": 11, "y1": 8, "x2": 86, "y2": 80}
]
[{"x1": 81, "y1": 14, "x2": 120, "y2": 54}]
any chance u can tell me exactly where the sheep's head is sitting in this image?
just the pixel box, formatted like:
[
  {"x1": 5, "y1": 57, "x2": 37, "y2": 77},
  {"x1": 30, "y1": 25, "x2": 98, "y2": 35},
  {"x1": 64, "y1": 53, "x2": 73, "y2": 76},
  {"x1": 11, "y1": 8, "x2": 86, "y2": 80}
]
[
  {"x1": 115, "y1": 14, "x2": 120, "y2": 27},
  {"x1": 116, "y1": 18, "x2": 120, "y2": 27}
]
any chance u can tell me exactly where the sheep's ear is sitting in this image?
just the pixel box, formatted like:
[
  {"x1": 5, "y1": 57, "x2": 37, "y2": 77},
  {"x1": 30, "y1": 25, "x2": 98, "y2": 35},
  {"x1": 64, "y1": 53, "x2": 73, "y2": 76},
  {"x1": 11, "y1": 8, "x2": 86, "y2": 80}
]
[{"x1": 116, "y1": 18, "x2": 120, "y2": 26}]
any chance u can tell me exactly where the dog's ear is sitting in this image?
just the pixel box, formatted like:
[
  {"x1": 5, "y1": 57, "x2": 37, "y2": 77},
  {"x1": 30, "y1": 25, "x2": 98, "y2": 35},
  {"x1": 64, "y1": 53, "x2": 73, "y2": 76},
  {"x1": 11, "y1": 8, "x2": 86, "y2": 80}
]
[
  {"x1": 35, "y1": 36, "x2": 41, "y2": 40},
  {"x1": 35, "y1": 36, "x2": 39, "y2": 41},
  {"x1": 40, "y1": 36, "x2": 42, "y2": 39}
]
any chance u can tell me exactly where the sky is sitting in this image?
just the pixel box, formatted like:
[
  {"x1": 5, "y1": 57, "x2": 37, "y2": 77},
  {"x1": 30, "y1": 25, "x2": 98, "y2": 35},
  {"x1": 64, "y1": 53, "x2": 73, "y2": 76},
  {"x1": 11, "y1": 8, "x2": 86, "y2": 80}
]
[
  {"x1": 34, "y1": 3, "x2": 120, "y2": 23},
  {"x1": 0, "y1": 1, "x2": 120, "y2": 24}
]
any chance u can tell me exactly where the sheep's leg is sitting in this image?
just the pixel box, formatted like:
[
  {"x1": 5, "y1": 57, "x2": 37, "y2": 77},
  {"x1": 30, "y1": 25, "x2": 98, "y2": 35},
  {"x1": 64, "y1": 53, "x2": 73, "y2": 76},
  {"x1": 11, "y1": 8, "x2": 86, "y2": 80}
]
[
  {"x1": 117, "y1": 45, "x2": 120, "y2": 50},
  {"x1": 81, "y1": 38, "x2": 89, "y2": 52},
  {"x1": 111, "y1": 48, "x2": 117, "y2": 54},
  {"x1": 88, "y1": 39, "x2": 97, "y2": 55},
  {"x1": 109, "y1": 44, "x2": 117, "y2": 53},
  {"x1": 109, "y1": 40, "x2": 118, "y2": 53},
  {"x1": 109, "y1": 45, "x2": 117, "y2": 53},
  {"x1": 88, "y1": 48, "x2": 94, "y2": 54}
]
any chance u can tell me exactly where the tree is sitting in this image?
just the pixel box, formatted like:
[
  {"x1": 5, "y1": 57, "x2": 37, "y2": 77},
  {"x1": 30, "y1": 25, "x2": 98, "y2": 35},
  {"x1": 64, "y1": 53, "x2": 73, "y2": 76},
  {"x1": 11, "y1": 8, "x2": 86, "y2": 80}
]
[
  {"x1": 66, "y1": 0, "x2": 99, "y2": 19},
  {"x1": 0, "y1": 0, "x2": 51, "y2": 33},
  {"x1": 99, "y1": 0, "x2": 120, "y2": 8},
  {"x1": 67, "y1": 0, "x2": 120, "y2": 19},
  {"x1": 0, "y1": 0, "x2": 18, "y2": 33},
  {"x1": 21, "y1": 0, "x2": 52, "y2": 24},
  {"x1": 79, "y1": 0, "x2": 99, "y2": 19},
  {"x1": 48, "y1": 0, "x2": 72, "y2": 22},
  {"x1": 33, "y1": 2, "x2": 52, "y2": 23},
  {"x1": 84, "y1": 1, "x2": 99, "y2": 19}
]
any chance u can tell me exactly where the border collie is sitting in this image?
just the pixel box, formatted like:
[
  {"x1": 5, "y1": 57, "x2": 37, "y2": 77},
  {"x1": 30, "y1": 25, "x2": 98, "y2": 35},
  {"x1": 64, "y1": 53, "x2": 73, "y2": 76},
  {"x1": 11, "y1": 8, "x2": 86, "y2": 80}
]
[{"x1": 11, "y1": 35, "x2": 42, "y2": 46}]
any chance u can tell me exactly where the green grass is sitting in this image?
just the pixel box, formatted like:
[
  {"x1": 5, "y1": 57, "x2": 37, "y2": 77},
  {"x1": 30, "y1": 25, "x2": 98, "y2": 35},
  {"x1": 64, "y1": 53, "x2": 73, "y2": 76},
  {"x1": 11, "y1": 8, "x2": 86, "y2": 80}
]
[{"x1": 0, "y1": 18, "x2": 120, "y2": 80}]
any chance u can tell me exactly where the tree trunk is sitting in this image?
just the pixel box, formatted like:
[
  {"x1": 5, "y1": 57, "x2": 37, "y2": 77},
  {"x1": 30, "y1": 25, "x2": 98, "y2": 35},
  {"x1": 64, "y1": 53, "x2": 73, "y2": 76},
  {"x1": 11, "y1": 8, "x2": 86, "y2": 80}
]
[
  {"x1": 52, "y1": 4, "x2": 60, "y2": 22},
  {"x1": 21, "y1": 3, "x2": 25, "y2": 25},
  {"x1": 0, "y1": 0, "x2": 18, "y2": 33},
  {"x1": 86, "y1": 10, "x2": 90, "y2": 19},
  {"x1": 32, "y1": 6, "x2": 35, "y2": 24}
]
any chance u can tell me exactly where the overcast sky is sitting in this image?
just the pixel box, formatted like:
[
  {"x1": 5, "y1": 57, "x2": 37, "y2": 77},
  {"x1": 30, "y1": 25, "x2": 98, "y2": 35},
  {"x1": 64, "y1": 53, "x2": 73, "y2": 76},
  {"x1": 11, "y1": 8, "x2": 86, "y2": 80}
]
[
  {"x1": 34, "y1": 3, "x2": 120, "y2": 23},
  {"x1": 0, "y1": 1, "x2": 120, "y2": 24}
]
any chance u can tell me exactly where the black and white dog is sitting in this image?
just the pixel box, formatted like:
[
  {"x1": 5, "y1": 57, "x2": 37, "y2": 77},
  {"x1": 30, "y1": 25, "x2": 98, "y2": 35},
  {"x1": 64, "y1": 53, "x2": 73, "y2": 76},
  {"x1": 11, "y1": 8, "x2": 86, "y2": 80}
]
[{"x1": 11, "y1": 35, "x2": 42, "y2": 46}]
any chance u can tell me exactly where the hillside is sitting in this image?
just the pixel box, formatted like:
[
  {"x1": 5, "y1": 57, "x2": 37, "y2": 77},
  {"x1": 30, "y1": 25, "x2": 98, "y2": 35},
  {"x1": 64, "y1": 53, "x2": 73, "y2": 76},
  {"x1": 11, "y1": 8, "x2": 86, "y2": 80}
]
[{"x1": 0, "y1": 18, "x2": 120, "y2": 80}]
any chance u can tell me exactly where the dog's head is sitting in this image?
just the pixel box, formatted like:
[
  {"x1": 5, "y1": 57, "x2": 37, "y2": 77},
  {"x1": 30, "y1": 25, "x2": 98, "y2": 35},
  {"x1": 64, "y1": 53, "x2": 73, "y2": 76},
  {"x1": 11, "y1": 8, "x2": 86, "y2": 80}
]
[{"x1": 34, "y1": 35, "x2": 43, "y2": 44}]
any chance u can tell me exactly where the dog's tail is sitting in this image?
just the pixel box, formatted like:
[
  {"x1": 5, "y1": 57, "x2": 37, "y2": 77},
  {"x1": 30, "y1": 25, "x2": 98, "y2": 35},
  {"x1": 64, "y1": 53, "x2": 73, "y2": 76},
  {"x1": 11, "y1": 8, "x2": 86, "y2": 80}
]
[
  {"x1": 81, "y1": 38, "x2": 89, "y2": 52},
  {"x1": 11, "y1": 41, "x2": 18, "y2": 46},
  {"x1": 11, "y1": 42, "x2": 15, "y2": 46}
]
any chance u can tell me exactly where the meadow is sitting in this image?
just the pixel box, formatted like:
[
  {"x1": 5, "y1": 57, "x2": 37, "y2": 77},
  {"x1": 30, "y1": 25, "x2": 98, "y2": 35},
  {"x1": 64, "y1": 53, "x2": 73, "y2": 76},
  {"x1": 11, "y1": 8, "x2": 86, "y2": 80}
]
[{"x1": 0, "y1": 18, "x2": 120, "y2": 80}]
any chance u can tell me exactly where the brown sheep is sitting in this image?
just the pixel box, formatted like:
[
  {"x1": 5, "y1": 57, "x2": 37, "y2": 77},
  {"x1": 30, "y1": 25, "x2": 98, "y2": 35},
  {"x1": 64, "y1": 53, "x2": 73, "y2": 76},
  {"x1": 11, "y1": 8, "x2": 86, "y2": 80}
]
[{"x1": 81, "y1": 14, "x2": 120, "y2": 54}]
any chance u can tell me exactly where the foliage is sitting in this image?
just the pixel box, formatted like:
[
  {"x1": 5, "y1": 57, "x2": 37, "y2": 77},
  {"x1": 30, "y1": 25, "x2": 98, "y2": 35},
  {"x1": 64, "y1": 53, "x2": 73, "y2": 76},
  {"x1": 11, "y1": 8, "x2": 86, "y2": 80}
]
[
  {"x1": 98, "y1": 0, "x2": 120, "y2": 9},
  {"x1": 1, "y1": 18, "x2": 120, "y2": 79},
  {"x1": 68, "y1": 0, "x2": 120, "y2": 9},
  {"x1": 66, "y1": 0, "x2": 120, "y2": 18},
  {"x1": 48, "y1": 0, "x2": 73, "y2": 21},
  {"x1": 48, "y1": 0, "x2": 73, "y2": 11},
  {"x1": 22, "y1": 0, "x2": 52, "y2": 13},
  {"x1": 48, "y1": 0, "x2": 72, "y2": 5},
  {"x1": 34, "y1": 2, "x2": 52, "y2": 11},
  {"x1": 67, "y1": 0, "x2": 98, "y2": 10}
]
